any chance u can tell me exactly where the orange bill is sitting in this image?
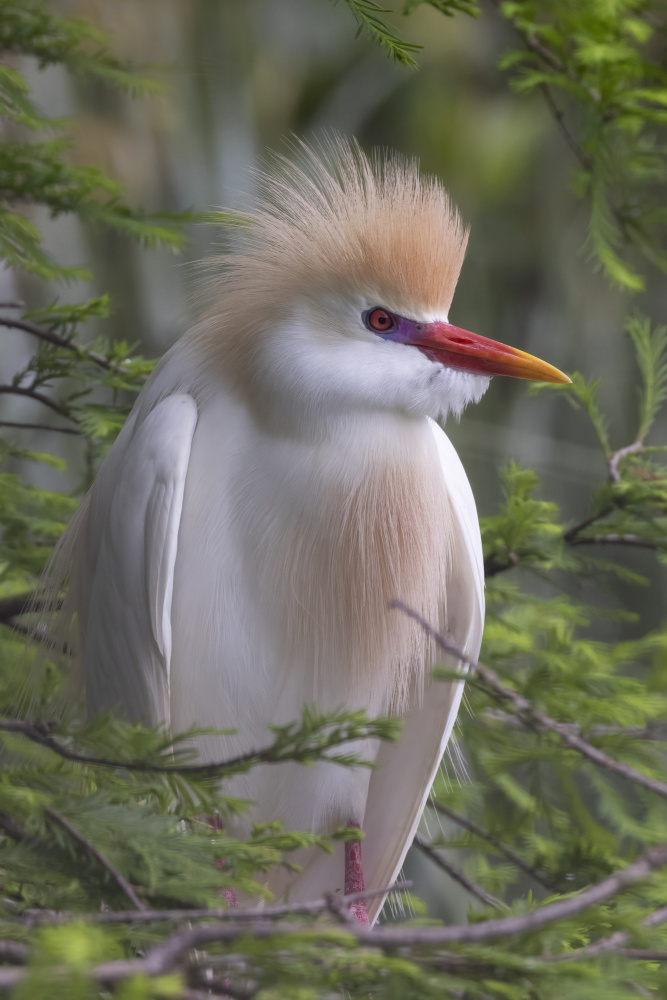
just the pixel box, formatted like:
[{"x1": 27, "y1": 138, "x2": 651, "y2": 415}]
[{"x1": 405, "y1": 321, "x2": 571, "y2": 384}]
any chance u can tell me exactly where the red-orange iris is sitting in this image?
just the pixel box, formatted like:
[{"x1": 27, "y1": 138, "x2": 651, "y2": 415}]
[{"x1": 365, "y1": 308, "x2": 395, "y2": 333}]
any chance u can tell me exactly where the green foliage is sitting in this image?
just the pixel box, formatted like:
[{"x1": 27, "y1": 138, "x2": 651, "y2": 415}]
[
  {"x1": 339, "y1": 0, "x2": 479, "y2": 67},
  {"x1": 626, "y1": 314, "x2": 667, "y2": 442},
  {"x1": 1, "y1": 0, "x2": 159, "y2": 93},
  {"x1": 0, "y1": 0, "x2": 666, "y2": 997},
  {"x1": 361, "y1": 0, "x2": 667, "y2": 291},
  {"x1": 495, "y1": 0, "x2": 667, "y2": 290},
  {"x1": 0, "y1": 444, "x2": 76, "y2": 587},
  {"x1": 403, "y1": 0, "x2": 479, "y2": 19},
  {"x1": 338, "y1": 0, "x2": 423, "y2": 67}
]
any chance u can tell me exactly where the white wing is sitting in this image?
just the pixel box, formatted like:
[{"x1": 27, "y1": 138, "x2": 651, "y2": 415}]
[
  {"x1": 76, "y1": 394, "x2": 198, "y2": 726},
  {"x1": 362, "y1": 418, "x2": 485, "y2": 922}
]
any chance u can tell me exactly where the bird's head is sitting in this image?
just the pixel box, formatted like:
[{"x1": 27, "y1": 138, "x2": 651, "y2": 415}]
[{"x1": 203, "y1": 137, "x2": 569, "y2": 432}]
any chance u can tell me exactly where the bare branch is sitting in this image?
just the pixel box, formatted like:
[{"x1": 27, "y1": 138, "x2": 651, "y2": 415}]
[
  {"x1": 562, "y1": 510, "x2": 606, "y2": 544},
  {"x1": 547, "y1": 903, "x2": 667, "y2": 962},
  {"x1": 0, "y1": 592, "x2": 62, "y2": 623},
  {"x1": 0, "y1": 384, "x2": 74, "y2": 420},
  {"x1": 609, "y1": 441, "x2": 643, "y2": 483},
  {"x1": 2, "y1": 617, "x2": 74, "y2": 656},
  {"x1": 15, "y1": 882, "x2": 412, "y2": 927},
  {"x1": 539, "y1": 83, "x2": 592, "y2": 169},
  {"x1": 392, "y1": 602, "x2": 667, "y2": 802},
  {"x1": 0, "y1": 315, "x2": 124, "y2": 375},
  {"x1": 44, "y1": 807, "x2": 145, "y2": 911},
  {"x1": 570, "y1": 533, "x2": 660, "y2": 550},
  {"x1": 0, "y1": 420, "x2": 80, "y2": 435},
  {"x1": 483, "y1": 709, "x2": 665, "y2": 742},
  {"x1": 430, "y1": 801, "x2": 557, "y2": 892},
  {"x1": 483, "y1": 551, "x2": 519, "y2": 578},
  {"x1": 414, "y1": 834, "x2": 505, "y2": 910}
]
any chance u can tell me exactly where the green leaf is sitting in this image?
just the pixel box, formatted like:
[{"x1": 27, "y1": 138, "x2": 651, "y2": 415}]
[
  {"x1": 338, "y1": 0, "x2": 422, "y2": 67},
  {"x1": 625, "y1": 314, "x2": 667, "y2": 442}
]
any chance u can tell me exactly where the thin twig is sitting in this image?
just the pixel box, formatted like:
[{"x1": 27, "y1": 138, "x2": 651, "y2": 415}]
[
  {"x1": 570, "y1": 533, "x2": 659, "y2": 550},
  {"x1": 0, "y1": 592, "x2": 61, "y2": 624},
  {"x1": 539, "y1": 83, "x2": 592, "y2": 169},
  {"x1": 44, "y1": 807, "x2": 145, "y2": 911},
  {"x1": 414, "y1": 835, "x2": 505, "y2": 910},
  {"x1": 3, "y1": 616, "x2": 74, "y2": 656},
  {"x1": 483, "y1": 709, "x2": 664, "y2": 742},
  {"x1": 0, "y1": 716, "x2": 373, "y2": 778},
  {"x1": 430, "y1": 801, "x2": 556, "y2": 892},
  {"x1": 492, "y1": 4, "x2": 602, "y2": 105},
  {"x1": 0, "y1": 315, "x2": 125, "y2": 375},
  {"x1": 14, "y1": 882, "x2": 412, "y2": 927},
  {"x1": 547, "y1": 903, "x2": 667, "y2": 962},
  {"x1": 609, "y1": 441, "x2": 644, "y2": 483},
  {"x1": 562, "y1": 509, "x2": 609, "y2": 544},
  {"x1": 392, "y1": 602, "x2": 667, "y2": 801},
  {"x1": 0, "y1": 420, "x2": 80, "y2": 435},
  {"x1": 483, "y1": 551, "x2": 519, "y2": 578},
  {"x1": 0, "y1": 385, "x2": 74, "y2": 420}
]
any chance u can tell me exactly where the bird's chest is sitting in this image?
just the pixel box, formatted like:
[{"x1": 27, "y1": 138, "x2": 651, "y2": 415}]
[{"x1": 226, "y1": 415, "x2": 454, "y2": 718}]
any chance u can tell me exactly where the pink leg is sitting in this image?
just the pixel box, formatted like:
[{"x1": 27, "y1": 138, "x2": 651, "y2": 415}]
[
  {"x1": 345, "y1": 824, "x2": 369, "y2": 925},
  {"x1": 221, "y1": 885, "x2": 237, "y2": 907},
  {"x1": 209, "y1": 815, "x2": 238, "y2": 908}
]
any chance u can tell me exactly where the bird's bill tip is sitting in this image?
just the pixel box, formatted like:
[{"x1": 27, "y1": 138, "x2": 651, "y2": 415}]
[{"x1": 414, "y1": 322, "x2": 571, "y2": 385}]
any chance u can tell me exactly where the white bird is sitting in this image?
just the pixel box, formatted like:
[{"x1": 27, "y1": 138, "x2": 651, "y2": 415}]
[{"x1": 50, "y1": 138, "x2": 569, "y2": 924}]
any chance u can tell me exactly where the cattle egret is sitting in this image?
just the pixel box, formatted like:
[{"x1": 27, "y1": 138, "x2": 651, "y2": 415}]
[{"x1": 52, "y1": 138, "x2": 569, "y2": 924}]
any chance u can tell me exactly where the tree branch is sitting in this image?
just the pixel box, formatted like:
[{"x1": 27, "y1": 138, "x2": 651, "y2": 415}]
[
  {"x1": 609, "y1": 441, "x2": 643, "y2": 483},
  {"x1": 44, "y1": 807, "x2": 145, "y2": 911},
  {"x1": 414, "y1": 834, "x2": 504, "y2": 910},
  {"x1": 392, "y1": 602, "x2": 667, "y2": 802},
  {"x1": 547, "y1": 903, "x2": 667, "y2": 963},
  {"x1": 0, "y1": 592, "x2": 62, "y2": 624},
  {"x1": 0, "y1": 420, "x2": 80, "y2": 435},
  {"x1": 2, "y1": 617, "x2": 73, "y2": 656},
  {"x1": 483, "y1": 709, "x2": 664, "y2": 742},
  {"x1": 483, "y1": 551, "x2": 519, "y2": 578},
  {"x1": 0, "y1": 844, "x2": 666, "y2": 992},
  {"x1": 430, "y1": 801, "x2": 557, "y2": 892},
  {"x1": 0, "y1": 715, "x2": 379, "y2": 778},
  {"x1": 538, "y1": 83, "x2": 592, "y2": 169},
  {"x1": 0, "y1": 314, "x2": 124, "y2": 375},
  {"x1": 569, "y1": 533, "x2": 660, "y2": 550},
  {"x1": 0, "y1": 384, "x2": 74, "y2": 420},
  {"x1": 14, "y1": 882, "x2": 412, "y2": 928},
  {"x1": 1, "y1": 842, "x2": 665, "y2": 990}
]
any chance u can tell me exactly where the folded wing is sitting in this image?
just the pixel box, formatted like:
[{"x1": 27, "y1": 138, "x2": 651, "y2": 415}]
[{"x1": 79, "y1": 394, "x2": 198, "y2": 725}]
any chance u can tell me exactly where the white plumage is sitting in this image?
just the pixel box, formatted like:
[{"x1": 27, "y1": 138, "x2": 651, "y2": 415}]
[{"x1": 49, "y1": 138, "x2": 568, "y2": 924}]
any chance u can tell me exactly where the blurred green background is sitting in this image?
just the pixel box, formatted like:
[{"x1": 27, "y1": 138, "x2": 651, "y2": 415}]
[{"x1": 4, "y1": 0, "x2": 666, "y2": 923}]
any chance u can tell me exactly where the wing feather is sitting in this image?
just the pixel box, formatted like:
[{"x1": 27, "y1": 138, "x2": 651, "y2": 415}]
[{"x1": 81, "y1": 394, "x2": 198, "y2": 726}]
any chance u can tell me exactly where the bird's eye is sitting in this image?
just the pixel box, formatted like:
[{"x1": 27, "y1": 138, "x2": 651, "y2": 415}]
[{"x1": 364, "y1": 308, "x2": 396, "y2": 334}]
